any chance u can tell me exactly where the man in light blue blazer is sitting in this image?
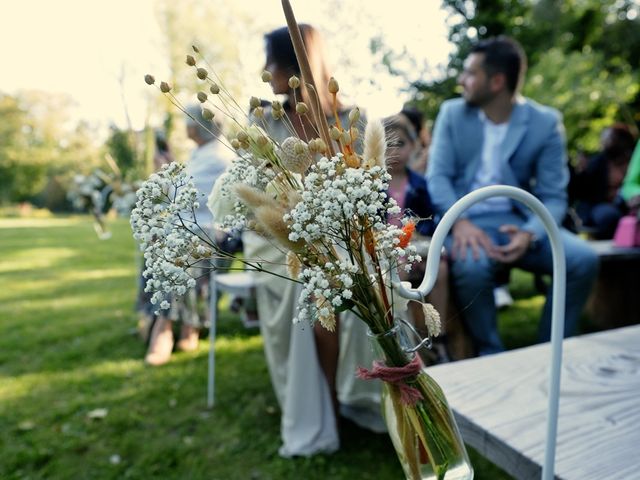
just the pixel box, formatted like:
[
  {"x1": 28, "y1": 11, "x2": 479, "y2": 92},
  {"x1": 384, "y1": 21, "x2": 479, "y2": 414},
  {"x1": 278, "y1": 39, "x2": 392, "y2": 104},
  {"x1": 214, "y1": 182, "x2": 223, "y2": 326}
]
[{"x1": 427, "y1": 36, "x2": 598, "y2": 355}]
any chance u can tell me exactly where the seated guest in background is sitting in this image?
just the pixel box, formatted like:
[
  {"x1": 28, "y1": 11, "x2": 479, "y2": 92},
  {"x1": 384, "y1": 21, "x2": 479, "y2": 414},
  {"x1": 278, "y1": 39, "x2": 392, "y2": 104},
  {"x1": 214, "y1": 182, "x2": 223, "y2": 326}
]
[
  {"x1": 145, "y1": 105, "x2": 233, "y2": 366},
  {"x1": 384, "y1": 113, "x2": 450, "y2": 363},
  {"x1": 400, "y1": 106, "x2": 431, "y2": 176},
  {"x1": 569, "y1": 124, "x2": 636, "y2": 239},
  {"x1": 401, "y1": 107, "x2": 515, "y2": 311},
  {"x1": 427, "y1": 36, "x2": 598, "y2": 355}
]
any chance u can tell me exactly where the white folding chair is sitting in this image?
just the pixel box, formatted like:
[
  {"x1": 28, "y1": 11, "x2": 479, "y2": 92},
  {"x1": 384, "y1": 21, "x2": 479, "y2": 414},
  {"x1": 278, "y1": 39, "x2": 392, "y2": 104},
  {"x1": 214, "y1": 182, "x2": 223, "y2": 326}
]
[{"x1": 207, "y1": 271, "x2": 258, "y2": 407}]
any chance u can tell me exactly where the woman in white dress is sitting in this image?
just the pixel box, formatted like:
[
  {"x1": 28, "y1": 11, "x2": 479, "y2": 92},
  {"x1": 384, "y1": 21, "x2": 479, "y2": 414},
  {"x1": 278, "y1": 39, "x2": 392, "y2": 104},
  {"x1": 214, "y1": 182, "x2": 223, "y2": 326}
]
[{"x1": 244, "y1": 24, "x2": 383, "y2": 457}]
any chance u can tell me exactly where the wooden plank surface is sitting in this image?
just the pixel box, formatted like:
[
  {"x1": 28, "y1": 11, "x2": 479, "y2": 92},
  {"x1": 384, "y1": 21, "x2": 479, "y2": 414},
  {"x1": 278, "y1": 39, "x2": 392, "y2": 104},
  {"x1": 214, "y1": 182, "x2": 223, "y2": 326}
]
[
  {"x1": 585, "y1": 240, "x2": 640, "y2": 328},
  {"x1": 427, "y1": 325, "x2": 640, "y2": 480},
  {"x1": 587, "y1": 239, "x2": 640, "y2": 260}
]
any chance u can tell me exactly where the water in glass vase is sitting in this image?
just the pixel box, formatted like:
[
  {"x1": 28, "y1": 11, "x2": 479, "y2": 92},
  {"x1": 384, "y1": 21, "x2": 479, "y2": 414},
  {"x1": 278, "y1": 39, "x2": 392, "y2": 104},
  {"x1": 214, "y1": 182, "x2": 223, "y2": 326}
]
[{"x1": 368, "y1": 323, "x2": 473, "y2": 480}]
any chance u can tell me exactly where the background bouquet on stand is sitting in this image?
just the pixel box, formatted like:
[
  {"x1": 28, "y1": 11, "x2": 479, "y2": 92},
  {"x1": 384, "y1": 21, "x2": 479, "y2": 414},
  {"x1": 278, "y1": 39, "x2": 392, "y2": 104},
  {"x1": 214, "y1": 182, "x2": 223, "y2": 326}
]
[{"x1": 68, "y1": 158, "x2": 140, "y2": 239}]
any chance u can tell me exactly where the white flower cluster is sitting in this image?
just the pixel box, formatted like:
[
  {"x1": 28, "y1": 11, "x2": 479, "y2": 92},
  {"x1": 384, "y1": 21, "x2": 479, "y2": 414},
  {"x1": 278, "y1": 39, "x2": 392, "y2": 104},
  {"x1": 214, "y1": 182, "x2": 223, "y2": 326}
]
[
  {"x1": 285, "y1": 155, "x2": 421, "y2": 324},
  {"x1": 286, "y1": 155, "x2": 392, "y2": 242},
  {"x1": 68, "y1": 170, "x2": 141, "y2": 218},
  {"x1": 213, "y1": 154, "x2": 274, "y2": 231},
  {"x1": 68, "y1": 172, "x2": 107, "y2": 211},
  {"x1": 294, "y1": 260, "x2": 359, "y2": 325},
  {"x1": 130, "y1": 163, "x2": 205, "y2": 310}
]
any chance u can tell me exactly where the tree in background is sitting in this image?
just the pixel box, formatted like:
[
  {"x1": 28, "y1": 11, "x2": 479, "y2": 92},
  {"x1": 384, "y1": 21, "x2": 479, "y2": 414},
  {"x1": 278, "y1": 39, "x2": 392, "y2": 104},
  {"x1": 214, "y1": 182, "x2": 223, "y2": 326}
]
[
  {"x1": 150, "y1": 0, "x2": 256, "y2": 163},
  {"x1": 104, "y1": 126, "x2": 145, "y2": 180},
  {"x1": 0, "y1": 91, "x2": 101, "y2": 208},
  {"x1": 408, "y1": 0, "x2": 640, "y2": 158}
]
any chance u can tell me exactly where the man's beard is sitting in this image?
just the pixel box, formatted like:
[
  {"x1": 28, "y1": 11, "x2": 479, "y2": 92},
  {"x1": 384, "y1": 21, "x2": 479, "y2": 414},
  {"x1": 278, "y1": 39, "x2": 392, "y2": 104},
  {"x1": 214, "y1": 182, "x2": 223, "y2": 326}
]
[{"x1": 463, "y1": 87, "x2": 493, "y2": 108}]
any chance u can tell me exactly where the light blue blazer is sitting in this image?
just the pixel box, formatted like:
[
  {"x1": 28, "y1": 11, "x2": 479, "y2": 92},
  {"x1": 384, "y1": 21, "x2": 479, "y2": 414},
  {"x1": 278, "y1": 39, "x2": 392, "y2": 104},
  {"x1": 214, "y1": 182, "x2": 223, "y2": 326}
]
[{"x1": 427, "y1": 97, "x2": 569, "y2": 239}]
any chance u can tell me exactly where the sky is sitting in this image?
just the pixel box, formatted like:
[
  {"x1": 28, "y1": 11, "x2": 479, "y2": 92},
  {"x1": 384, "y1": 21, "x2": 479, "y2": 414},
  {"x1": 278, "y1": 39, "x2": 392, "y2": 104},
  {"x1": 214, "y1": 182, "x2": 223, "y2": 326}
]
[{"x1": 0, "y1": 0, "x2": 454, "y2": 133}]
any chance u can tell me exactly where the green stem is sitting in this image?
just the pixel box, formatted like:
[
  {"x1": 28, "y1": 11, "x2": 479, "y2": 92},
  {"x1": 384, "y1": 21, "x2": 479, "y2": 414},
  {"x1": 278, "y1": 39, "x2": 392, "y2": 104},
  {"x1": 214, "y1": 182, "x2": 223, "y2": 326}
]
[{"x1": 373, "y1": 328, "x2": 466, "y2": 478}]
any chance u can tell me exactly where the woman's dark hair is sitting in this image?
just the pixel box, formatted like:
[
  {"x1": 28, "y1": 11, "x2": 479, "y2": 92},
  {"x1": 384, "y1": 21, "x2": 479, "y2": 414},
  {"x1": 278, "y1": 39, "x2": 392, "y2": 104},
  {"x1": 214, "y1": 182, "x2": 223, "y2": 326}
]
[
  {"x1": 264, "y1": 24, "x2": 335, "y2": 115},
  {"x1": 384, "y1": 113, "x2": 418, "y2": 144},
  {"x1": 265, "y1": 26, "x2": 301, "y2": 74},
  {"x1": 400, "y1": 106, "x2": 424, "y2": 137},
  {"x1": 471, "y1": 36, "x2": 527, "y2": 94}
]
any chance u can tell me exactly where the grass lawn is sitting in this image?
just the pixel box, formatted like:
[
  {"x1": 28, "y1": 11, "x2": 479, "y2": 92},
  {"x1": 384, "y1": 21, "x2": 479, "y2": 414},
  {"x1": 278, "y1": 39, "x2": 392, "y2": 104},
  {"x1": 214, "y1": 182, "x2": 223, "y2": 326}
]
[{"x1": 1, "y1": 215, "x2": 557, "y2": 479}]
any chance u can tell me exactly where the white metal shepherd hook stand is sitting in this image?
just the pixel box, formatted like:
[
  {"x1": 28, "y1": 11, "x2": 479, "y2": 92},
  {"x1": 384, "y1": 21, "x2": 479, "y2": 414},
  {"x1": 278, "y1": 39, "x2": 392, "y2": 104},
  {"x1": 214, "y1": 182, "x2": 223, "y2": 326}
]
[{"x1": 394, "y1": 185, "x2": 566, "y2": 480}]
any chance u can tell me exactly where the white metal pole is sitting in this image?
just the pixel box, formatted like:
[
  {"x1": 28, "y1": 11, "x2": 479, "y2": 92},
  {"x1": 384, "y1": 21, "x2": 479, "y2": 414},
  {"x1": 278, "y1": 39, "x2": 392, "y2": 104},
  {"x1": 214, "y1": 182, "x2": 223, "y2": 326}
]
[
  {"x1": 207, "y1": 271, "x2": 218, "y2": 408},
  {"x1": 393, "y1": 185, "x2": 566, "y2": 480}
]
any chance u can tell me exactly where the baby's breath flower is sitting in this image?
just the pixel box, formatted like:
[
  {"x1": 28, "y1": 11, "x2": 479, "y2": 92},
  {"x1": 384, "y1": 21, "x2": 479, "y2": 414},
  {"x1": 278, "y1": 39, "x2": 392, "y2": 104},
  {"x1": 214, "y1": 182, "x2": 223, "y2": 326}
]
[
  {"x1": 130, "y1": 162, "x2": 211, "y2": 311},
  {"x1": 253, "y1": 106, "x2": 264, "y2": 119},
  {"x1": 295, "y1": 102, "x2": 308, "y2": 115},
  {"x1": 261, "y1": 70, "x2": 272, "y2": 82},
  {"x1": 209, "y1": 83, "x2": 220, "y2": 94},
  {"x1": 144, "y1": 74, "x2": 155, "y2": 85},
  {"x1": 197, "y1": 91, "x2": 207, "y2": 103},
  {"x1": 186, "y1": 55, "x2": 196, "y2": 66},
  {"x1": 160, "y1": 81, "x2": 171, "y2": 93}
]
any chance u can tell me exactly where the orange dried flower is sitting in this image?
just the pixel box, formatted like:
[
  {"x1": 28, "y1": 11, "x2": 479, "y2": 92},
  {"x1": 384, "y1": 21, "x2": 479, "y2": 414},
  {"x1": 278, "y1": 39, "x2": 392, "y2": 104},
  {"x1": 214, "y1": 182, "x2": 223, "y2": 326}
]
[{"x1": 398, "y1": 221, "x2": 416, "y2": 249}]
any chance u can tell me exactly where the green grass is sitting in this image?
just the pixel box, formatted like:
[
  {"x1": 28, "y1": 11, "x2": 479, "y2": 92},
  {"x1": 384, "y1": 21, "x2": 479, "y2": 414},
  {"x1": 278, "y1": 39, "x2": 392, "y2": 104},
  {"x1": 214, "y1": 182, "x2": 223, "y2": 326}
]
[{"x1": 0, "y1": 215, "x2": 550, "y2": 479}]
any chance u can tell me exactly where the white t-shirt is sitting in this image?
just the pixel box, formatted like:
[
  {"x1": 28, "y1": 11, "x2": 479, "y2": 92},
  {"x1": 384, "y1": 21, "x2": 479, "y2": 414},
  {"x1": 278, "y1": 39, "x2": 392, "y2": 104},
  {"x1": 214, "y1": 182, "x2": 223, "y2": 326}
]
[
  {"x1": 185, "y1": 140, "x2": 233, "y2": 229},
  {"x1": 467, "y1": 111, "x2": 512, "y2": 216}
]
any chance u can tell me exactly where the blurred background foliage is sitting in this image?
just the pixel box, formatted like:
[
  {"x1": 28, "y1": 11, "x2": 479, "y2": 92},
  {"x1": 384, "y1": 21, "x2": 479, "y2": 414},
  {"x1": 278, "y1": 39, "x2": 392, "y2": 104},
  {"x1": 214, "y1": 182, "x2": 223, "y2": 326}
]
[
  {"x1": 1, "y1": 0, "x2": 639, "y2": 209},
  {"x1": 409, "y1": 0, "x2": 640, "y2": 155}
]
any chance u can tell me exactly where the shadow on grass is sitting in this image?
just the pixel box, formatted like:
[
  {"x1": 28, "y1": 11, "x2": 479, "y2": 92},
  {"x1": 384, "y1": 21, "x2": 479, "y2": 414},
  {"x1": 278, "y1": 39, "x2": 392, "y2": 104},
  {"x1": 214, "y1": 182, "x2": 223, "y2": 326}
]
[{"x1": 1, "y1": 327, "x2": 406, "y2": 480}]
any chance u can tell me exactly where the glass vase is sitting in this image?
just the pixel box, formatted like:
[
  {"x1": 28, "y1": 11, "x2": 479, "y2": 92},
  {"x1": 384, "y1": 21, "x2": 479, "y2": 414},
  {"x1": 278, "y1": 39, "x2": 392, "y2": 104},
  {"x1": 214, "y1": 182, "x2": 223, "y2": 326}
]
[{"x1": 368, "y1": 323, "x2": 473, "y2": 480}]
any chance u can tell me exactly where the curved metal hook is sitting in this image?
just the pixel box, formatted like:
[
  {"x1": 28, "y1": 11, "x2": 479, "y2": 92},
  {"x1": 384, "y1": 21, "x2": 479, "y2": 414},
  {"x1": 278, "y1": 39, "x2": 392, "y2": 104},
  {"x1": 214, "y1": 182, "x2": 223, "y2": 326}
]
[
  {"x1": 396, "y1": 317, "x2": 432, "y2": 353},
  {"x1": 392, "y1": 185, "x2": 566, "y2": 480}
]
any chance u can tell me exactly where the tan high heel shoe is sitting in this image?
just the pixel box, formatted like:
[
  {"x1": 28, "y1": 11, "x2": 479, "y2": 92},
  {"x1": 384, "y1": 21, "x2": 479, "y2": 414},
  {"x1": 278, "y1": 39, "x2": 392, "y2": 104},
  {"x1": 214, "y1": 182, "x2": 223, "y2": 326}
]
[
  {"x1": 145, "y1": 317, "x2": 174, "y2": 366},
  {"x1": 176, "y1": 324, "x2": 199, "y2": 352}
]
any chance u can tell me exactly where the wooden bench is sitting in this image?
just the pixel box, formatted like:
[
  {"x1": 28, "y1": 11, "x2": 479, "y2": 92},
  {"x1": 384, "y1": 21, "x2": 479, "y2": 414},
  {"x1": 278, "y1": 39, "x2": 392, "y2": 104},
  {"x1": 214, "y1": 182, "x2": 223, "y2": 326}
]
[
  {"x1": 427, "y1": 324, "x2": 640, "y2": 480},
  {"x1": 585, "y1": 240, "x2": 640, "y2": 329}
]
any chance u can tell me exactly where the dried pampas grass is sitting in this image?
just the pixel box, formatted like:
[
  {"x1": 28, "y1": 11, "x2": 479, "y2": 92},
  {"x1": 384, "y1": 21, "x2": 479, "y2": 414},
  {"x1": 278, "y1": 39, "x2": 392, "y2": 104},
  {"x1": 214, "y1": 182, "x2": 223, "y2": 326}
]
[{"x1": 363, "y1": 118, "x2": 386, "y2": 169}]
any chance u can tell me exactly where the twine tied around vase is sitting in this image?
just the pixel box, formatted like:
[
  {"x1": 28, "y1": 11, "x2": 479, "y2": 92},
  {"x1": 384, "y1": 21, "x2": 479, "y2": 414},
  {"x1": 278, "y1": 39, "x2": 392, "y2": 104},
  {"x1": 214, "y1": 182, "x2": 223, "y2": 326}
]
[{"x1": 357, "y1": 355, "x2": 423, "y2": 405}]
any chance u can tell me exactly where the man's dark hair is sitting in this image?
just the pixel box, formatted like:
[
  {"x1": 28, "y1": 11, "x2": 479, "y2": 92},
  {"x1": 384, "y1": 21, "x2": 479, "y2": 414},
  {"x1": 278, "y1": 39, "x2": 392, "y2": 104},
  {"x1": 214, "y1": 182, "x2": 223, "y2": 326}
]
[{"x1": 470, "y1": 36, "x2": 527, "y2": 94}]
